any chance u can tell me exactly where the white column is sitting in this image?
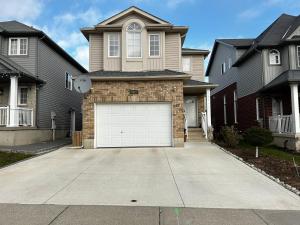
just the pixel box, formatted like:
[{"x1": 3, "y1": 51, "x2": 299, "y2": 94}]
[
  {"x1": 8, "y1": 76, "x2": 18, "y2": 127},
  {"x1": 290, "y1": 83, "x2": 300, "y2": 133},
  {"x1": 206, "y1": 88, "x2": 212, "y2": 128}
]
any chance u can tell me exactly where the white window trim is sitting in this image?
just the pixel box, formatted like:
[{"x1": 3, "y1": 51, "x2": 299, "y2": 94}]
[
  {"x1": 8, "y1": 37, "x2": 28, "y2": 56},
  {"x1": 182, "y1": 57, "x2": 191, "y2": 72},
  {"x1": 221, "y1": 62, "x2": 226, "y2": 75},
  {"x1": 18, "y1": 86, "x2": 28, "y2": 106},
  {"x1": 148, "y1": 33, "x2": 160, "y2": 58},
  {"x1": 108, "y1": 33, "x2": 120, "y2": 58},
  {"x1": 297, "y1": 46, "x2": 300, "y2": 67},
  {"x1": 233, "y1": 90, "x2": 237, "y2": 124},
  {"x1": 126, "y1": 23, "x2": 142, "y2": 59},
  {"x1": 256, "y1": 98, "x2": 260, "y2": 121},
  {"x1": 269, "y1": 49, "x2": 281, "y2": 65},
  {"x1": 223, "y1": 95, "x2": 227, "y2": 125},
  {"x1": 65, "y1": 72, "x2": 73, "y2": 91}
]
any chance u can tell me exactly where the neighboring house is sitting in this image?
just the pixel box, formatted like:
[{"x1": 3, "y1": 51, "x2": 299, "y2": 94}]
[
  {"x1": 80, "y1": 6, "x2": 216, "y2": 148},
  {"x1": 0, "y1": 21, "x2": 87, "y2": 146},
  {"x1": 207, "y1": 13, "x2": 300, "y2": 151}
]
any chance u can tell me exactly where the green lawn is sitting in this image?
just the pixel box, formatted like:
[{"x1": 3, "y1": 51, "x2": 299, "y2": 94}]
[
  {"x1": 0, "y1": 151, "x2": 33, "y2": 168},
  {"x1": 238, "y1": 141, "x2": 300, "y2": 165}
]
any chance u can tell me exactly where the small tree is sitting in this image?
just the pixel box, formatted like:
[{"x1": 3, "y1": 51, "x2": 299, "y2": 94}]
[
  {"x1": 244, "y1": 127, "x2": 273, "y2": 157},
  {"x1": 220, "y1": 126, "x2": 240, "y2": 148}
]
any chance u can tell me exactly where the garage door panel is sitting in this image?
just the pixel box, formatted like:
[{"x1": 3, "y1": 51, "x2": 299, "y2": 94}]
[{"x1": 95, "y1": 103, "x2": 172, "y2": 148}]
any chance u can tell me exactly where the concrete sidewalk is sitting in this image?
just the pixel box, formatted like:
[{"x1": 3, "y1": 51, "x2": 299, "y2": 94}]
[{"x1": 0, "y1": 204, "x2": 299, "y2": 225}]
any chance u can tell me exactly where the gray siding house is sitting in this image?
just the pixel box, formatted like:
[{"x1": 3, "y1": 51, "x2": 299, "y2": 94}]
[
  {"x1": 207, "y1": 14, "x2": 300, "y2": 151},
  {"x1": 0, "y1": 21, "x2": 87, "y2": 146}
]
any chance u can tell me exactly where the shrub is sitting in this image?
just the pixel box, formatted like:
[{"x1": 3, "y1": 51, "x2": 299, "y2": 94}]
[
  {"x1": 244, "y1": 127, "x2": 273, "y2": 147},
  {"x1": 220, "y1": 126, "x2": 240, "y2": 148}
]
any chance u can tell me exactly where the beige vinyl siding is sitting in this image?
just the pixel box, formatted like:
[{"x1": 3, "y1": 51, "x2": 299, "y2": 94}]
[
  {"x1": 165, "y1": 33, "x2": 181, "y2": 71},
  {"x1": 89, "y1": 34, "x2": 103, "y2": 72},
  {"x1": 183, "y1": 55, "x2": 205, "y2": 81},
  {"x1": 103, "y1": 32, "x2": 121, "y2": 71},
  {"x1": 147, "y1": 31, "x2": 164, "y2": 71},
  {"x1": 289, "y1": 45, "x2": 298, "y2": 69},
  {"x1": 262, "y1": 46, "x2": 289, "y2": 85},
  {"x1": 108, "y1": 13, "x2": 158, "y2": 25}
]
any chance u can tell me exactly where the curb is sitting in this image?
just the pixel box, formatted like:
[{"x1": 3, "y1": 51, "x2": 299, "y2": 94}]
[{"x1": 211, "y1": 143, "x2": 300, "y2": 197}]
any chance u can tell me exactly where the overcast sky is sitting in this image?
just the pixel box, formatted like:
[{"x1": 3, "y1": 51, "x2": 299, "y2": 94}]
[{"x1": 1, "y1": 0, "x2": 300, "y2": 70}]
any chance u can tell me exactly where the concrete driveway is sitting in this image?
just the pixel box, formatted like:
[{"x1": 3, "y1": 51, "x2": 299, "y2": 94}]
[{"x1": 0, "y1": 142, "x2": 299, "y2": 209}]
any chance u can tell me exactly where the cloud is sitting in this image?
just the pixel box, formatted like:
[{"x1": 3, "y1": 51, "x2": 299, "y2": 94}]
[
  {"x1": 238, "y1": 9, "x2": 262, "y2": 20},
  {"x1": 0, "y1": 0, "x2": 43, "y2": 21},
  {"x1": 72, "y1": 45, "x2": 89, "y2": 70},
  {"x1": 167, "y1": 0, "x2": 195, "y2": 9}
]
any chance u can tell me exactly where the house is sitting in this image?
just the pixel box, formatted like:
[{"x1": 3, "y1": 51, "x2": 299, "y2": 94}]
[
  {"x1": 0, "y1": 21, "x2": 87, "y2": 146},
  {"x1": 80, "y1": 6, "x2": 216, "y2": 148},
  {"x1": 206, "y1": 13, "x2": 300, "y2": 151}
]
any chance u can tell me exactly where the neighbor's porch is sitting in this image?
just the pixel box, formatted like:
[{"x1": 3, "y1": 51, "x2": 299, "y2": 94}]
[
  {"x1": 0, "y1": 75, "x2": 38, "y2": 128},
  {"x1": 183, "y1": 80, "x2": 217, "y2": 140},
  {"x1": 258, "y1": 70, "x2": 300, "y2": 151}
]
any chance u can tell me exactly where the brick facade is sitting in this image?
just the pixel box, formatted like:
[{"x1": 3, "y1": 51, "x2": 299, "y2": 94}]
[{"x1": 82, "y1": 80, "x2": 185, "y2": 148}]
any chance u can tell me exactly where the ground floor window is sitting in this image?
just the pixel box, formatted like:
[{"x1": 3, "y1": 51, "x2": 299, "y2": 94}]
[
  {"x1": 233, "y1": 90, "x2": 237, "y2": 123},
  {"x1": 223, "y1": 95, "x2": 227, "y2": 125}
]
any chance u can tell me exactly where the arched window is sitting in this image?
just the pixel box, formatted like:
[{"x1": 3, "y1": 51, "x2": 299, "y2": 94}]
[
  {"x1": 269, "y1": 49, "x2": 281, "y2": 65},
  {"x1": 127, "y1": 22, "x2": 142, "y2": 58}
]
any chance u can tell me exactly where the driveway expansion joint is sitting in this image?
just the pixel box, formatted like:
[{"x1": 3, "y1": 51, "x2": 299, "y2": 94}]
[{"x1": 48, "y1": 205, "x2": 69, "y2": 225}]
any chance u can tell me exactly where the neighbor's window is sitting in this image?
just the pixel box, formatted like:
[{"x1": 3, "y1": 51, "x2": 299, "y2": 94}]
[
  {"x1": 149, "y1": 34, "x2": 160, "y2": 57},
  {"x1": 18, "y1": 87, "x2": 28, "y2": 105},
  {"x1": 182, "y1": 57, "x2": 191, "y2": 72},
  {"x1": 297, "y1": 46, "x2": 300, "y2": 67},
  {"x1": 269, "y1": 49, "x2": 281, "y2": 65},
  {"x1": 223, "y1": 95, "x2": 227, "y2": 125},
  {"x1": 65, "y1": 72, "x2": 72, "y2": 90},
  {"x1": 9, "y1": 38, "x2": 28, "y2": 55},
  {"x1": 221, "y1": 62, "x2": 226, "y2": 74},
  {"x1": 108, "y1": 33, "x2": 120, "y2": 57},
  {"x1": 127, "y1": 22, "x2": 142, "y2": 58},
  {"x1": 228, "y1": 57, "x2": 232, "y2": 69}
]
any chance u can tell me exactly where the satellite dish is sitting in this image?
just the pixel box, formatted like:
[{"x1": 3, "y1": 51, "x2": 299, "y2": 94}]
[{"x1": 74, "y1": 75, "x2": 92, "y2": 94}]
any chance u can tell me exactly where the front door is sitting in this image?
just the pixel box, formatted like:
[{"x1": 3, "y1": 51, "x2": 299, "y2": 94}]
[{"x1": 184, "y1": 96, "x2": 198, "y2": 127}]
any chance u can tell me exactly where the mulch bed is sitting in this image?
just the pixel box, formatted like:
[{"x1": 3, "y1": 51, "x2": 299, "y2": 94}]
[{"x1": 226, "y1": 147, "x2": 300, "y2": 190}]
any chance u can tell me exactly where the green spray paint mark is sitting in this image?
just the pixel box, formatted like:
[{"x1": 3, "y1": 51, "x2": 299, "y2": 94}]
[{"x1": 173, "y1": 207, "x2": 181, "y2": 216}]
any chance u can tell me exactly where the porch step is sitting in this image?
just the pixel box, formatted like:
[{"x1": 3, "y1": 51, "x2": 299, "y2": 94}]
[{"x1": 187, "y1": 128, "x2": 207, "y2": 142}]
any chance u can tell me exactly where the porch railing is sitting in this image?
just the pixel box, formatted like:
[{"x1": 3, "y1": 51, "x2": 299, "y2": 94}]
[
  {"x1": 0, "y1": 107, "x2": 33, "y2": 127},
  {"x1": 0, "y1": 107, "x2": 9, "y2": 126},
  {"x1": 269, "y1": 115, "x2": 292, "y2": 134},
  {"x1": 201, "y1": 112, "x2": 208, "y2": 139}
]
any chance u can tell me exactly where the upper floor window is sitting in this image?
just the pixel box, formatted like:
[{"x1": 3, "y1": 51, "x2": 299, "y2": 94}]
[
  {"x1": 269, "y1": 49, "x2": 281, "y2": 65},
  {"x1": 108, "y1": 33, "x2": 120, "y2": 57},
  {"x1": 127, "y1": 22, "x2": 142, "y2": 58},
  {"x1": 182, "y1": 57, "x2": 191, "y2": 72},
  {"x1": 297, "y1": 46, "x2": 300, "y2": 67},
  {"x1": 9, "y1": 38, "x2": 28, "y2": 55},
  {"x1": 221, "y1": 62, "x2": 226, "y2": 75},
  {"x1": 65, "y1": 72, "x2": 72, "y2": 90},
  {"x1": 228, "y1": 58, "x2": 232, "y2": 69},
  {"x1": 149, "y1": 34, "x2": 160, "y2": 57}
]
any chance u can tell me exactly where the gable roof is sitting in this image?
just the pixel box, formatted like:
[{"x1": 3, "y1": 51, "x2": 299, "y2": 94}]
[
  {"x1": 0, "y1": 54, "x2": 44, "y2": 83},
  {"x1": 205, "y1": 38, "x2": 254, "y2": 76},
  {"x1": 0, "y1": 21, "x2": 87, "y2": 73},
  {"x1": 233, "y1": 14, "x2": 299, "y2": 66},
  {"x1": 98, "y1": 6, "x2": 171, "y2": 26}
]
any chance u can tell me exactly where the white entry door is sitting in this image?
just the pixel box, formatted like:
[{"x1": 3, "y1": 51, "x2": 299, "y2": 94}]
[
  {"x1": 95, "y1": 103, "x2": 172, "y2": 148},
  {"x1": 184, "y1": 97, "x2": 198, "y2": 127}
]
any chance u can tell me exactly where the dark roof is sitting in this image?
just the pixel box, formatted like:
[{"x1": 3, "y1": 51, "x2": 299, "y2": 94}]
[
  {"x1": 259, "y1": 70, "x2": 300, "y2": 92},
  {"x1": 234, "y1": 14, "x2": 299, "y2": 66},
  {"x1": 0, "y1": 54, "x2": 44, "y2": 83},
  {"x1": 183, "y1": 79, "x2": 215, "y2": 86},
  {"x1": 217, "y1": 39, "x2": 255, "y2": 48},
  {"x1": 182, "y1": 48, "x2": 210, "y2": 56},
  {"x1": 206, "y1": 38, "x2": 254, "y2": 76},
  {"x1": 0, "y1": 21, "x2": 87, "y2": 73},
  {"x1": 84, "y1": 69, "x2": 189, "y2": 79}
]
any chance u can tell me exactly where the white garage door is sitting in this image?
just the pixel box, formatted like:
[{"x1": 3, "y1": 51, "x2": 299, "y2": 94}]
[{"x1": 95, "y1": 103, "x2": 172, "y2": 148}]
